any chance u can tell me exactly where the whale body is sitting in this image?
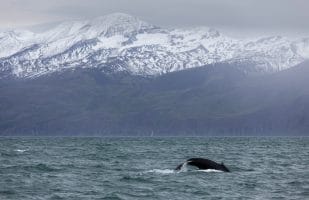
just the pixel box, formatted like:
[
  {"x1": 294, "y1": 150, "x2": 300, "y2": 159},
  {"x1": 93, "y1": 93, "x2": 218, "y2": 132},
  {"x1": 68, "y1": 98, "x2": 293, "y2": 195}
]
[{"x1": 175, "y1": 158, "x2": 230, "y2": 172}]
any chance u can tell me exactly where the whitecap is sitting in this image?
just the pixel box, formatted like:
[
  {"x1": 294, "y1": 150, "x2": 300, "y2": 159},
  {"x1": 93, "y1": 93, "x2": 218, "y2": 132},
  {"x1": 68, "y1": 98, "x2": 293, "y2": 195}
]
[{"x1": 15, "y1": 149, "x2": 27, "y2": 153}]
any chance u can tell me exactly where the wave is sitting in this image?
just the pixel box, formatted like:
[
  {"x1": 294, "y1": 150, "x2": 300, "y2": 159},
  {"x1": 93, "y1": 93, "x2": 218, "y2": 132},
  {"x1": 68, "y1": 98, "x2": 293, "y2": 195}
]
[{"x1": 0, "y1": 149, "x2": 28, "y2": 157}]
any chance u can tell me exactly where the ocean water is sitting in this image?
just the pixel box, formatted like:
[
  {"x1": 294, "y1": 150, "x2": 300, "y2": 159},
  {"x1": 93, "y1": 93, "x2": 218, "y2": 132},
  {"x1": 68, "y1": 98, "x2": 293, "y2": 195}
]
[{"x1": 0, "y1": 137, "x2": 308, "y2": 200}]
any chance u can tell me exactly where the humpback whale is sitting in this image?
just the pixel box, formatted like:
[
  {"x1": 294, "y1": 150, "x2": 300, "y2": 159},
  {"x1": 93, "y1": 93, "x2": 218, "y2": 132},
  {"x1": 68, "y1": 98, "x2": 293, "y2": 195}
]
[{"x1": 175, "y1": 158, "x2": 230, "y2": 172}]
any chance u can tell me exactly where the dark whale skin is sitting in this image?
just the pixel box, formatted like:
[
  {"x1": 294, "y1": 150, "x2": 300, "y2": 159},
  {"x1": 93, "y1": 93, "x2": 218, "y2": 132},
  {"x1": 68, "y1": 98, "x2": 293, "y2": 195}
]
[{"x1": 175, "y1": 158, "x2": 230, "y2": 172}]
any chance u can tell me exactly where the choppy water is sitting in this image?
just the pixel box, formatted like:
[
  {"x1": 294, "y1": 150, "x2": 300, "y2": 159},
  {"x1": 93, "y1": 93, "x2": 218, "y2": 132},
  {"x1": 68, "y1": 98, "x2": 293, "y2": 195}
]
[{"x1": 0, "y1": 137, "x2": 308, "y2": 200}]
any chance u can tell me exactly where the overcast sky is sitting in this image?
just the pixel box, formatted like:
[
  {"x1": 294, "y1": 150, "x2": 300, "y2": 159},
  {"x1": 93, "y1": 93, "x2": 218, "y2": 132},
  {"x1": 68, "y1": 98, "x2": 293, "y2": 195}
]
[{"x1": 1, "y1": 0, "x2": 308, "y2": 35}]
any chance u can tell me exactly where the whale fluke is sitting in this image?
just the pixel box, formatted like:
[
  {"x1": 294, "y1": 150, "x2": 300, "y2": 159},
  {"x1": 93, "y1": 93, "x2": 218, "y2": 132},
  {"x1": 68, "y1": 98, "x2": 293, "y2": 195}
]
[{"x1": 175, "y1": 158, "x2": 230, "y2": 172}]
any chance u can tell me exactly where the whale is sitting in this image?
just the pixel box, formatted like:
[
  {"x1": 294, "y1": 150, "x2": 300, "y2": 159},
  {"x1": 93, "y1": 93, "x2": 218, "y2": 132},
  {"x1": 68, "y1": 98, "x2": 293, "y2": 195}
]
[{"x1": 175, "y1": 158, "x2": 230, "y2": 172}]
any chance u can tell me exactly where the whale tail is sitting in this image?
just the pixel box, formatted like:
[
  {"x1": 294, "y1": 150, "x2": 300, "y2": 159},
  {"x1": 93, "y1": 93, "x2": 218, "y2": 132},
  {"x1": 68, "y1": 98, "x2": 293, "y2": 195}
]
[
  {"x1": 221, "y1": 162, "x2": 230, "y2": 172},
  {"x1": 175, "y1": 162, "x2": 185, "y2": 170},
  {"x1": 175, "y1": 160, "x2": 191, "y2": 171},
  {"x1": 175, "y1": 158, "x2": 230, "y2": 172}
]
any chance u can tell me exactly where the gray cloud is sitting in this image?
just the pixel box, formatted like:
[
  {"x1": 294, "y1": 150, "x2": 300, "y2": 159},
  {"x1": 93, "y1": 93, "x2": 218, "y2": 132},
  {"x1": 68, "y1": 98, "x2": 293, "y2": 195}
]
[{"x1": 0, "y1": 0, "x2": 308, "y2": 34}]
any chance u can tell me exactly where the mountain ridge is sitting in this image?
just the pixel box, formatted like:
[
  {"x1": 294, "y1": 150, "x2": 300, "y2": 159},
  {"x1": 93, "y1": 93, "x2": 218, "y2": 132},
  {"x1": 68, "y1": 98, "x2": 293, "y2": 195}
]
[{"x1": 0, "y1": 13, "x2": 308, "y2": 78}]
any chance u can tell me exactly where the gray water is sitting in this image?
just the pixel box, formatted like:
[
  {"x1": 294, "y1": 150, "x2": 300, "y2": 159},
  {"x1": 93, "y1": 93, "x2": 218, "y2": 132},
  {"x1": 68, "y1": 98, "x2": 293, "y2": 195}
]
[{"x1": 0, "y1": 137, "x2": 308, "y2": 200}]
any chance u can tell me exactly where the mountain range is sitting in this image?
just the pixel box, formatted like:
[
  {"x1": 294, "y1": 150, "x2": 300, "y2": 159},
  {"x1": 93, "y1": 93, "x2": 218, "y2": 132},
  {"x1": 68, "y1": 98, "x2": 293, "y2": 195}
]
[
  {"x1": 0, "y1": 13, "x2": 308, "y2": 136},
  {"x1": 0, "y1": 13, "x2": 308, "y2": 79}
]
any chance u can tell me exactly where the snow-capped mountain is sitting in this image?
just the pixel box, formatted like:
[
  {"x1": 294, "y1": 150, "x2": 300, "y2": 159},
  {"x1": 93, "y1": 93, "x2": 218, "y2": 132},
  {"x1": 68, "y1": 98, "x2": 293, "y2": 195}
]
[{"x1": 0, "y1": 13, "x2": 308, "y2": 78}]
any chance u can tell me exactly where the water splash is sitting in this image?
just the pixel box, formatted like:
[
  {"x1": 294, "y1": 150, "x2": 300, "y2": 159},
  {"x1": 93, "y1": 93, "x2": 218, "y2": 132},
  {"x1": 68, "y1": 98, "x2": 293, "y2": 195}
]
[
  {"x1": 198, "y1": 169, "x2": 223, "y2": 173},
  {"x1": 145, "y1": 169, "x2": 175, "y2": 174}
]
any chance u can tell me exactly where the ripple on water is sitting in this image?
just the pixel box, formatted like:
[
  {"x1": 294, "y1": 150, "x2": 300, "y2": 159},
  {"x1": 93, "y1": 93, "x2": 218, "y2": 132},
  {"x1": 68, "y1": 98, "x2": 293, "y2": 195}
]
[
  {"x1": 2, "y1": 163, "x2": 61, "y2": 173},
  {"x1": 0, "y1": 190, "x2": 16, "y2": 195},
  {"x1": 48, "y1": 194, "x2": 65, "y2": 200},
  {"x1": 101, "y1": 193, "x2": 124, "y2": 200}
]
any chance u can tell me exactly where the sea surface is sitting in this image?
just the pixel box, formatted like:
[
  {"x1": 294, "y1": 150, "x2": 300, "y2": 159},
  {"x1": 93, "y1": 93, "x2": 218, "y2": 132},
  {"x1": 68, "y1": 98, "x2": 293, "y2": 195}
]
[{"x1": 0, "y1": 137, "x2": 308, "y2": 200}]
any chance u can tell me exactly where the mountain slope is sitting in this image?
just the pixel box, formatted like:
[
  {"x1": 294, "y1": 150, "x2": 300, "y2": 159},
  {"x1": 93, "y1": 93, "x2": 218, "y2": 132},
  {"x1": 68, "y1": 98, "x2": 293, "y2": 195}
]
[
  {"x1": 0, "y1": 13, "x2": 308, "y2": 78},
  {"x1": 0, "y1": 61, "x2": 308, "y2": 136}
]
